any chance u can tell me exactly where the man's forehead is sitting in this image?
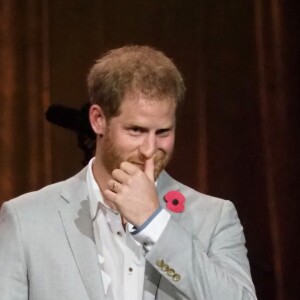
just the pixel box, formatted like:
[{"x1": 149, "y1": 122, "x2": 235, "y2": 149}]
[
  {"x1": 109, "y1": 94, "x2": 176, "y2": 128},
  {"x1": 123, "y1": 88, "x2": 175, "y2": 102},
  {"x1": 120, "y1": 97, "x2": 176, "y2": 115}
]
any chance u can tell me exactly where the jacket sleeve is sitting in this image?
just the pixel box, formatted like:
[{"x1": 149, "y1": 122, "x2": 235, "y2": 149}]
[
  {"x1": 0, "y1": 202, "x2": 28, "y2": 300},
  {"x1": 145, "y1": 200, "x2": 257, "y2": 300}
]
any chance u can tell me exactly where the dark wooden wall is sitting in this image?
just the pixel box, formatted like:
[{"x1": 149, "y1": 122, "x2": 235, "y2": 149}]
[{"x1": 1, "y1": 1, "x2": 299, "y2": 299}]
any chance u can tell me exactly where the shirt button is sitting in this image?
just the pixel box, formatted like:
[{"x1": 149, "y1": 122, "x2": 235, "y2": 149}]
[
  {"x1": 116, "y1": 231, "x2": 122, "y2": 237},
  {"x1": 128, "y1": 267, "x2": 133, "y2": 272}
]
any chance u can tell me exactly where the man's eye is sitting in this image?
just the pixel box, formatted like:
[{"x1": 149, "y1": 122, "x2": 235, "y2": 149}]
[
  {"x1": 129, "y1": 127, "x2": 144, "y2": 135},
  {"x1": 131, "y1": 128, "x2": 140, "y2": 132},
  {"x1": 156, "y1": 129, "x2": 171, "y2": 136}
]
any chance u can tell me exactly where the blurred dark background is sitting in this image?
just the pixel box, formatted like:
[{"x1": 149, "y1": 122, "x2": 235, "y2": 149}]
[{"x1": 1, "y1": 1, "x2": 299, "y2": 299}]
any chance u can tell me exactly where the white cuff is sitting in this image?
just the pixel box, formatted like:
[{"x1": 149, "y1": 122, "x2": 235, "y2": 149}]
[{"x1": 129, "y1": 208, "x2": 171, "y2": 252}]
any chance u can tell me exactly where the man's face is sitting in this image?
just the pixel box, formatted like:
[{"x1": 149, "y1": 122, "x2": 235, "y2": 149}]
[{"x1": 100, "y1": 92, "x2": 176, "y2": 180}]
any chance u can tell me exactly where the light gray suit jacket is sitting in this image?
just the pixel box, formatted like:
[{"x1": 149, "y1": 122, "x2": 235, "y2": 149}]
[{"x1": 0, "y1": 168, "x2": 256, "y2": 299}]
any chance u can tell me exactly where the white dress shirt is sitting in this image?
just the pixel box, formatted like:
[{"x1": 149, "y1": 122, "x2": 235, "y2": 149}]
[{"x1": 86, "y1": 158, "x2": 170, "y2": 300}]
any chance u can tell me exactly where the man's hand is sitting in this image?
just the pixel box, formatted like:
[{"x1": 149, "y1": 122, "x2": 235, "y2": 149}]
[{"x1": 103, "y1": 157, "x2": 160, "y2": 226}]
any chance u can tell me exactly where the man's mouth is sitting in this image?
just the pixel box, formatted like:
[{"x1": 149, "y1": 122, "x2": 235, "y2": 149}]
[{"x1": 130, "y1": 161, "x2": 144, "y2": 168}]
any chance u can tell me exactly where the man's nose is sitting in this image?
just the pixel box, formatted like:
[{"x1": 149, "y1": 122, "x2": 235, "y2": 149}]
[{"x1": 139, "y1": 133, "x2": 157, "y2": 159}]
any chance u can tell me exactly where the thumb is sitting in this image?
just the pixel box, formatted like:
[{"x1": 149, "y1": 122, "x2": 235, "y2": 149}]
[{"x1": 144, "y1": 157, "x2": 155, "y2": 182}]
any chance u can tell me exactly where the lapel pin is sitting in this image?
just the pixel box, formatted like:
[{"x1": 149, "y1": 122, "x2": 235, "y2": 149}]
[{"x1": 164, "y1": 190, "x2": 185, "y2": 213}]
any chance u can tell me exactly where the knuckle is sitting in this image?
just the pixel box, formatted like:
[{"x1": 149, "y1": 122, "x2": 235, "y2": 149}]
[
  {"x1": 107, "y1": 179, "x2": 114, "y2": 187},
  {"x1": 111, "y1": 169, "x2": 119, "y2": 177},
  {"x1": 120, "y1": 161, "x2": 127, "y2": 169}
]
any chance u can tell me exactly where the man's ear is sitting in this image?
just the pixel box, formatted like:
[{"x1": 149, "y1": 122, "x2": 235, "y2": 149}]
[{"x1": 89, "y1": 104, "x2": 107, "y2": 136}]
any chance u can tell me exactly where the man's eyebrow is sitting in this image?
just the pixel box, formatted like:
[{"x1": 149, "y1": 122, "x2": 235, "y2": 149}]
[
  {"x1": 125, "y1": 123, "x2": 174, "y2": 131},
  {"x1": 126, "y1": 124, "x2": 148, "y2": 131}
]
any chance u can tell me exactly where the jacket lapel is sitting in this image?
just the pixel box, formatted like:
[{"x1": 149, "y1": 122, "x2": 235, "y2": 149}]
[
  {"x1": 58, "y1": 168, "x2": 106, "y2": 300},
  {"x1": 157, "y1": 171, "x2": 184, "y2": 222}
]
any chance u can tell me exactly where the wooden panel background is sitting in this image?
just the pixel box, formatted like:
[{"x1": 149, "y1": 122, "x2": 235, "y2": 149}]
[{"x1": 1, "y1": 1, "x2": 299, "y2": 299}]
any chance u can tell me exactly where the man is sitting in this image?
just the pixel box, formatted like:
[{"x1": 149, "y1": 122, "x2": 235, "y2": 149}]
[{"x1": 0, "y1": 46, "x2": 257, "y2": 299}]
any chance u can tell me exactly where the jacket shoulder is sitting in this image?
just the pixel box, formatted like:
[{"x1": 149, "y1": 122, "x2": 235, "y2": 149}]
[
  {"x1": 160, "y1": 171, "x2": 230, "y2": 208},
  {"x1": 2, "y1": 167, "x2": 88, "y2": 212}
]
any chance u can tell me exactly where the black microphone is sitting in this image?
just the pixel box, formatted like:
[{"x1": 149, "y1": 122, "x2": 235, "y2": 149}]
[{"x1": 45, "y1": 104, "x2": 95, "y2": 138}]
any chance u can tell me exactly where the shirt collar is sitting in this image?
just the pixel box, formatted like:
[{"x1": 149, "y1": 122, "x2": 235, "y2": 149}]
[{"x1": 86, "y1": 157, "x2": 119, "y2": 220}]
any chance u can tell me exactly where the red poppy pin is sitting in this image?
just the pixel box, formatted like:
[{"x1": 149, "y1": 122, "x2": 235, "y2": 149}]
[{"x1": 164, "y1": 190, "x2": 185, "y2": 213}]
